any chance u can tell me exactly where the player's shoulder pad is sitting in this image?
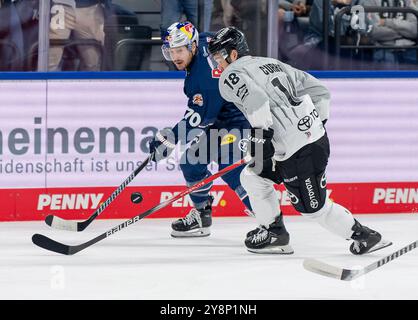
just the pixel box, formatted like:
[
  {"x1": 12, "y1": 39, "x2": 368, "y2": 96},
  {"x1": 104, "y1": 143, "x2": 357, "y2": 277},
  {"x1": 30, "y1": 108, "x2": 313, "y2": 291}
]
[
  {"x1": 219, "y1": 64, "x2": 240, "y2": 83},
  {"x1": 219, "y1": 67, "x2": 249, "y2": 103}
]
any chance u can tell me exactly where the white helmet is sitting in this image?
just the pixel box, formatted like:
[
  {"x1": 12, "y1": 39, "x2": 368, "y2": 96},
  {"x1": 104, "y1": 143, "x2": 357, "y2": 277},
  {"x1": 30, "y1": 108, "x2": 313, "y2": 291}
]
[{"x1": 161, "y1": 22, "x2": 199, "y2": 61}]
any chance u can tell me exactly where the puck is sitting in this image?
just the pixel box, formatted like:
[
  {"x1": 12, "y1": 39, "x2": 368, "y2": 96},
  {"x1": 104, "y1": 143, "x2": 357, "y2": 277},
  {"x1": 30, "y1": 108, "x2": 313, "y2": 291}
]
[{"x1": 131, "y1": 192, "x2": 143, "y2": 204}]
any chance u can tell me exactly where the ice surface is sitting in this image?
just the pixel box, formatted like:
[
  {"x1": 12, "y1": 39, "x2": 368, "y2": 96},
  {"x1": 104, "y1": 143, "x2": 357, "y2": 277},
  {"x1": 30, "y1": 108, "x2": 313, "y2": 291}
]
[{"x1": 0, "y1": 214, "x2": 417, "y2": 299}]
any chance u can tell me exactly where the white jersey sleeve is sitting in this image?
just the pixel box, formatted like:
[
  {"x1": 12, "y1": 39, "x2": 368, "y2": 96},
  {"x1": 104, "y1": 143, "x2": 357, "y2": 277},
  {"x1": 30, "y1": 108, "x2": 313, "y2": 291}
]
[{"x1": 219, "y1": 69, "x2": 273, "y2": 130}]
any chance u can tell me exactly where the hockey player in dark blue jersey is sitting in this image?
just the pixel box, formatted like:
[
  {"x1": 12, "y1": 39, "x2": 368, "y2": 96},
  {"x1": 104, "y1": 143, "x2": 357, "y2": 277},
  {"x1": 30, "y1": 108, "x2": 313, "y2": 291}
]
[{"x1": 149, "y1": 21, "x2": 253, "y2": 237}]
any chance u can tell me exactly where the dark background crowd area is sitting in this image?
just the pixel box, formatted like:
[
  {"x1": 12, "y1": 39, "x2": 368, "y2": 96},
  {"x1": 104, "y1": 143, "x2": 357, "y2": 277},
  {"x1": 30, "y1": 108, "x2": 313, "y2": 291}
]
[{"x1": 0, "y1": 0, "x2": 416, "y2": 72}]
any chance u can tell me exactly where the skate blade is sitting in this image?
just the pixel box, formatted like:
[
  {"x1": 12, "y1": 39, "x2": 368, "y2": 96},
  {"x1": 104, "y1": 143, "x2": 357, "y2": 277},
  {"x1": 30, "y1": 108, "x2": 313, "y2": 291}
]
[
  {"x1": 247, "y1": 244, "x2": 294, "y2": 255},
  {"x1": 367, "y1": 239, "x2": 393, "y2": 254},
  {"x1": 171, "y1": 227, "x2": 210, "y2": 238}
]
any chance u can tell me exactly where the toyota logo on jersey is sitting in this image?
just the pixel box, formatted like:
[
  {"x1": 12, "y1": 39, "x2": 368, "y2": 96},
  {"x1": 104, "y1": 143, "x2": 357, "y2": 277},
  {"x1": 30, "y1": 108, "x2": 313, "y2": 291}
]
[{"x1": 298, "y1": 116, "x2": 313, "y2": 131}]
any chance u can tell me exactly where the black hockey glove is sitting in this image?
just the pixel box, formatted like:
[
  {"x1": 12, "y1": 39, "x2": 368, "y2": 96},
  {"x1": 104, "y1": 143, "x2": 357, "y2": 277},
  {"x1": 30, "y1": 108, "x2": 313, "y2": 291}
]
[
  {"x1": 149, "y1": 128, "x2": 177, "y2": 162},
  {"x1": 247, "y1": 128, "x2": 275, "y2": 166}
]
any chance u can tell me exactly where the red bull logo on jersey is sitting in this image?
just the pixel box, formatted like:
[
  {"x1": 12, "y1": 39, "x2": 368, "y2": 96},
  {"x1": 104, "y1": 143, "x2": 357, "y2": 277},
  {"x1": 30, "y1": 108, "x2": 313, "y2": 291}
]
[{"x1": 192, "y1": 94, "x2": 204, "y2": 106}]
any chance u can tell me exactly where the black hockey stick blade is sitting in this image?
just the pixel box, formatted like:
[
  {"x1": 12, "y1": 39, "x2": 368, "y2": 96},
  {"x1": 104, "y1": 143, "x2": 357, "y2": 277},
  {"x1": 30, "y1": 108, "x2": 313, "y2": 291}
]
[
  {"x1": 44, "y1": 154, "x2": 153, "y2": 232},
  {"x1": 33, "y1": 156, "x2": 250, "y2": 255},
  {"x1": 32, "y1": 234, "x2": 75, "y2": 255},
  {"x1": 304, "y1": 240, "x2": 417, "y2": 281},
  {"x1": 32, "y1": 233, "x2": 106, "y2": 255}
]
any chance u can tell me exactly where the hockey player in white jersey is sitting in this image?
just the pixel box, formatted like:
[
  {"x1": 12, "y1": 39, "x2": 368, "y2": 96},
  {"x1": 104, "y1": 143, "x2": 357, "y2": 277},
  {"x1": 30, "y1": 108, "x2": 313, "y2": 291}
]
[{"x1": 208, "y1": 26, "x2": 392, "y2": 255}]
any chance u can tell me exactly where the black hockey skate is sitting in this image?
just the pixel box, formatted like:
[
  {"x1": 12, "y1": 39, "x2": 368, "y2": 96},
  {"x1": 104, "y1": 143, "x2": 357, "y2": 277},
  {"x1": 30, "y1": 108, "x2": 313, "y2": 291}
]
[
  {"x1": 349, "y1": 220, "x2": 392, "y2": 255},
  {"x1": 245, "y1": 215, "x2": 294, "y2": 254},
  {"x1": 245, "y1": 214, "x2": 284, "y2": 238},
  {"x1": 171, "y1": 197, "x2": 213, "y2": 238}
]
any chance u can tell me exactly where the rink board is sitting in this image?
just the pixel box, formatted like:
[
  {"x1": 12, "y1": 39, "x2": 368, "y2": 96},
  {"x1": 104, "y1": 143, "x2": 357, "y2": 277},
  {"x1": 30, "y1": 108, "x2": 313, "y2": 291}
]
[
  {"x1": 0, "y1": 182, "x2": 417, "y2": 221},
  {"x1": 0, "y1": 76, "x2": 417, "y2": 221}
]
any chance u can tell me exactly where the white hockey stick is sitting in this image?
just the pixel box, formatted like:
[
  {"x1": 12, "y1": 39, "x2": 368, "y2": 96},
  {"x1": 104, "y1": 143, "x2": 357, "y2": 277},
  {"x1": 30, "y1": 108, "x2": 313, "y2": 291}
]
[{"x1": 303, "y1": 240, "x2": 418, "y2": 281}]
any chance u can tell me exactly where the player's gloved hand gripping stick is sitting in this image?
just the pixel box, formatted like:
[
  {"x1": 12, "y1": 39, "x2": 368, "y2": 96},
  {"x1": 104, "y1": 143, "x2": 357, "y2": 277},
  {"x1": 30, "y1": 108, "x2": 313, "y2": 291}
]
[
  {"x1": 149, "y1": 128, "x2": 177, "y2": 162},
  {"x1": 45, "y1": 154, "x2": 154, "y2": 232},
  {"x1": 32, "y1": 155, "x2": 252, "y2": 255}
]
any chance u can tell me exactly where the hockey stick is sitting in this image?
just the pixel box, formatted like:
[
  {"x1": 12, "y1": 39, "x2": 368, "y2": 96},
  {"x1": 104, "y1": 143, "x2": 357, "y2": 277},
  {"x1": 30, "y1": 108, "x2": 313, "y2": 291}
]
[
  {"x1": 45, "y1": 154, "x2": 154, "y2": 232},
  {"x1": 32, "y1": 155, "x2": 251, "y2": 255},
  {"x1": 303, "y1": 240, "x2": 418, "y2": 281}
]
